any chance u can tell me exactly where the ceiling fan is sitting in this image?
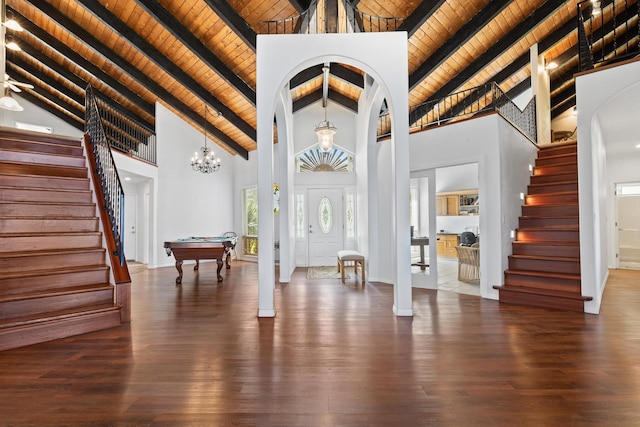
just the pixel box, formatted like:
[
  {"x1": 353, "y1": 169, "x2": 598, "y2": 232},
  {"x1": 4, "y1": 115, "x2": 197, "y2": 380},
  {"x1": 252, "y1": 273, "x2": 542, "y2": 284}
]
[{"x1": 3, "y1": 74, "x2": 34, "y2": 93}]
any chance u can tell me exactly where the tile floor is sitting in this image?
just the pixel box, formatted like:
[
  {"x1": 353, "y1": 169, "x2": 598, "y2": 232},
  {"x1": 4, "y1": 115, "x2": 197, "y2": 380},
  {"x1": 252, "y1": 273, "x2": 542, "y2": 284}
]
[{"x1": 411, "y1": 255, "x2": 480, "y2": 297}]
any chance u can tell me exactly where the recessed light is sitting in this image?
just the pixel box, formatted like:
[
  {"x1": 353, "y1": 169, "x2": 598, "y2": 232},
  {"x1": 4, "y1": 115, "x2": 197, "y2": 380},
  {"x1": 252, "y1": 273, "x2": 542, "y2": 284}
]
[{"x1": 635, "y1": 144, "x2": 640, "y2": 149}]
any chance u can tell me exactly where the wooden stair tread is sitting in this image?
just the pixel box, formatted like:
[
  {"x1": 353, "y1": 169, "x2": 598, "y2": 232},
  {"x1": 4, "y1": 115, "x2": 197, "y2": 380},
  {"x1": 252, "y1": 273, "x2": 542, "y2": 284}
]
[
  {"x1": 0, "y1": 283, "x2": 113, "y2": 303},
  {"x1": 0, "y1": 231, "x2": 102, "y2": 237},
  {"x1": 0, "y1": 303, "x2": 120, "y2": 329},
  {"x1": 513, "y1": 241, "x2": 579, "y2": 246},
  {"x1": 504, "y1": 269, "x2": 580, "y2": 280},
  {"x1": 0, "y1": 248, "x2": 105, "y2": 259},
  {"x1": 0, "y1": 264, "x2": 109, "y2": 280},
  {"x1": 0, "y1": 184, "x2": 91, "y2": 194},
  {"x1": 509, "y1": 254, "x2": 579, "y2": 262},
  {"x1": 493, "y1": 285, "x2": 592, "y2": 301}
]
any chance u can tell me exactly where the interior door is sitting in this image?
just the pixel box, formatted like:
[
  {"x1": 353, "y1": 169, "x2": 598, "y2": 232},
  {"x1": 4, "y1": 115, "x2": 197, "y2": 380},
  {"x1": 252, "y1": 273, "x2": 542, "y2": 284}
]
[
  {"x1": 124, "y1": 193, "x2": 137, "y2": 261},
  {"x1": 308, "y1": 188, "x2": 343, "y2": 266},
  {"x1": 617, "y1": 190, "x2": 640, "y2": 269}
]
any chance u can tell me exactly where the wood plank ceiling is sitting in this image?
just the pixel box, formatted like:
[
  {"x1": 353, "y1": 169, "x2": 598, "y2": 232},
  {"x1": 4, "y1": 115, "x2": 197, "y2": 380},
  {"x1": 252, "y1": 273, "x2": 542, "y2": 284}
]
[{"x1": 3, "y1": 0, "x2": 634, "y2": 159}]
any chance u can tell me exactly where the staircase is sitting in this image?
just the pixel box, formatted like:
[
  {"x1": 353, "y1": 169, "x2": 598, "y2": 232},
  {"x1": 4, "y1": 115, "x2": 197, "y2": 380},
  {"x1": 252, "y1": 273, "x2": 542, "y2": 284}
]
[
  {"x1": 495, "y1": 141, "x2": 592, "y2": 312},
  {"x1": 0, "y1": 128, "x2": 122, "y2": 351}
]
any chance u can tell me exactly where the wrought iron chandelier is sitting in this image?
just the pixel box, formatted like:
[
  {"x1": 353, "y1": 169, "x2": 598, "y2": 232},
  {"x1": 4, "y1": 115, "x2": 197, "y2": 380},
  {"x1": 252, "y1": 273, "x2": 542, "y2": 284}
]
[{"x1": 191, "y1": 105, "x2": 221, "y2": 173}]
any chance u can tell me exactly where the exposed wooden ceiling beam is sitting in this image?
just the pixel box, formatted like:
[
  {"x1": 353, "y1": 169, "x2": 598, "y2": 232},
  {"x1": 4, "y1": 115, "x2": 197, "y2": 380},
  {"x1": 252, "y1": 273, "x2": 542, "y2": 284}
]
[
  {"x1": 203, "y1": 0, "x2": 257, "y2": 51},
  {"x1": 399, "y1": 0, "x2": 447, "y2": 38},
  {"x1": 73, "y1": 0, "x2": 256, "y2": 143},
  {"x1": 18, "y1": 91, "x2": 84, "y2": 131},
  {"x1": 330, "y1": 64, "x2": 364, "y2": 89},
  {"x1": 13, "y1": 8, "x2": 156, "y2": 118},
  {"x1": 288, "y1": 0, "x2": 312, "y2": 14},
  {"x1": 410, "y1": 1, "x2": 539, "y2": 91},
  {"x1": 292, "y1": 88, "x2": 357, "y2": 113},
  {"x1": 290, "y1": 65, "x2": 324, "y2": 89},
  {"x1": 8, "y1": 40, "x2": 154, "y2": 131},
  {"x1": 410, "y1": 0, "x2": 567, "y2": 125},
  {"x1": 135, "y1": 0, "x2": 256, "y2": 105},
  {"x1": 7, "y1": 59, "x2": 84, "y2": 108}
]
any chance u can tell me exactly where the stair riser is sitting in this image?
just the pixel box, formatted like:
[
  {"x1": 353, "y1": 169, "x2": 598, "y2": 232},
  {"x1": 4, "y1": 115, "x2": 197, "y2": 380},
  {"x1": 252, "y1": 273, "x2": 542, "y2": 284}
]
[
  {"x1": 0, "y1": 251, "x2": 105, "y2": 274},
  {"x1": 0, "y1": 234, "x2": 102, "y2": 253},
  {"x1": 512, "y1": 243, "x2": 580, "y2": 258},
  {"x1": 508, "y1": 257, "x2": 581, "y2": 275},
  {"x1": 0, "y1": 269, "x2": 110, "y2": 296},
  {"x1": 0, "y1": 138, "x2": 83, "y2": 157},
  {"x1": 530, "y1": 172, "x2": 578, "y2": 185},
  {"x1": 0, "y1": 188, "x2": 93, "y2": 203},
  {"x1": 535, "y1": 154, "x2": 577, "y2": 167},
  {"x1": 504, "y1": 272, "x2": 581, "y2": 293},
  {"x1": 516, "y1": 229, "x2": 580, "y2": 242},
  {"x1": 521, "y1": 204, "x2": 579, "y2": 217},
  {"x1": 0, "y1": 218, "x2": 99, "y2": 233},
  {"x1": 0, "y1": 131, "x2": 81, "y2": 148},
  {"x1": 0, "y1": 309, "x2": 121, "y2": 352},
  {"x1": 497, "y1": 289, "x2": 585, "y2": 312},
  {"x1": 525, "y1": 193, "x2": 579, "y2": 205},
  {"x1": 0, "y1": 149, "x2": 86, "y2": 168},
  {"x1": 0, "y1": 174, "x2": 89, "y2": 191},
  {"x1": 0, "y1": 288, "x2": 113, "y2": 320},
  {"x1": 528, "y1": 182, "x2": 578, "y2": 194},
  {"x1": 0, "y1": 162, "x2": 88, "y2": 178},
  {"x1": 0, "y1": 203, "x2": 96, "y2": 217},
  {"x1": 538, "y1": 145, "x2": 577, "y2": 158},
  {"x1": 518, "y1": 217, "x2": 579, "y2": 229},
  {"x1": 533, "y1": 163, "x2": 578, "y2": 176}
]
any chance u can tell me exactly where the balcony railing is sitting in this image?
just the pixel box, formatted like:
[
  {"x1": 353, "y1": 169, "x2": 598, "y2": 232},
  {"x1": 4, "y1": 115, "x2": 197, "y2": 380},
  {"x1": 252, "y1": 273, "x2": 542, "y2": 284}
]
[
  {"x1": 260, "y1": 0, "x2": 403, "y2": 34},
  {"x1": 93, "y1": 97, "x2": 157, "y2": 165},
  {"x1": 578, "y1": 0, "x2": 640, "y2": 71},
  {"x1": 378, "y1": 82, "x2": 537, "y2": 143}
]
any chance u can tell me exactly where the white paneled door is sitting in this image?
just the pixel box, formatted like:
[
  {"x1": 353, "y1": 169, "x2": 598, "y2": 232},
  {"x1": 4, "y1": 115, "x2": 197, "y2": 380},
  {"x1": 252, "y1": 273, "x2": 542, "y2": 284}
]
[
  {"x1": 124, "y1": 194, "x2": 137, "y2": 261},
  {"x1": 308, "y1": 188, "x2": 343, "y2": 267}
]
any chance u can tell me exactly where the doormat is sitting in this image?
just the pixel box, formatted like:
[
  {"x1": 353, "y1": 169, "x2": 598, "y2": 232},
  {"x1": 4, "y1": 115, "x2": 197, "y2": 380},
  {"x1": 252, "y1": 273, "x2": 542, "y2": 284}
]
[{"x1": 307, "y1": 266, "x2": 343, "y2": 279}]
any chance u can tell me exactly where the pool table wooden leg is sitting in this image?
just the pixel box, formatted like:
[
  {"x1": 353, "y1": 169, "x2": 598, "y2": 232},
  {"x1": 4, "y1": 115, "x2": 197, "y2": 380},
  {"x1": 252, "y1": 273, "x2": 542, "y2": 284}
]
[
  {"x1": 216, "y1": 259, "x2": 224, "y2": 282},
  {"x1": 175, "y1": 260, "x2": 183, "y2": 284}
]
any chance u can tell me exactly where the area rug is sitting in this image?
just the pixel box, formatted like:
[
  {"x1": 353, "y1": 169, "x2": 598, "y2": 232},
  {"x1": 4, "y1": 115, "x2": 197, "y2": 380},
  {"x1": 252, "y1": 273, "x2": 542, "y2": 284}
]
[{"x1": 307, "y1": 266, "x2": 343, "y2": 279}]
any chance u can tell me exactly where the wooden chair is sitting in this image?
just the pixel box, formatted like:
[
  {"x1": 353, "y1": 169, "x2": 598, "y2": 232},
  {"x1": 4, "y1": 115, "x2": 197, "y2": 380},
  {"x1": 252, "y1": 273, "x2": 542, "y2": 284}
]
[
  {"x1": 223, "y1": 231, "x2": 238, "y2": 260},
  {"x1": 455, "y1": 245, "x2": 479, "y2": 284}
]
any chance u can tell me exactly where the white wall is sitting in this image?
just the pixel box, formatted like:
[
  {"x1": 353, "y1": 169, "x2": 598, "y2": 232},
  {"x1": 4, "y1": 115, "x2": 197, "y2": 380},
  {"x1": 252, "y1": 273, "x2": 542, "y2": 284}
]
[
  {"x1": 576, "y1": 60, "x2": 640, "y2": 314},
  {"x1": 409, "y1": 114, "x2": 537, "y2": 300},
  {"x1": 606, "y1": 153, "x2": 640, "y2": 266},
  {"x1": 0, "y1": 94, "x2": 83, "y2": 138},
  {"x1": 155, "y1": 103, "x2": 236, "y2": 268}
]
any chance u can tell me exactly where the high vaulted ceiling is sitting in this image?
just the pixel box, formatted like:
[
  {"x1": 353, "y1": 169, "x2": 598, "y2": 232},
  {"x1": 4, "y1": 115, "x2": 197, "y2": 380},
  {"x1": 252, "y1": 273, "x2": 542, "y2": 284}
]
[{"x1": 4, "y1": 0, "x2": 638, "y2": 160}]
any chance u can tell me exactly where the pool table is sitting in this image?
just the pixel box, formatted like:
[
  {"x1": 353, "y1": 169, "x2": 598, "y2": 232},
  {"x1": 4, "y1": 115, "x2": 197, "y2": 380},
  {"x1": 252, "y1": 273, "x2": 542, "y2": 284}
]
[{"x1": 164, "y1": 236, "x2": 237, "y2": 284}]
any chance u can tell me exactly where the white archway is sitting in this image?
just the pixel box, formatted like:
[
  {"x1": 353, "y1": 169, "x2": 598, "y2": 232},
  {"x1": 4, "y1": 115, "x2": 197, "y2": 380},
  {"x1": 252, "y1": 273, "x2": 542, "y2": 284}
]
[{"x1": 256, "y1": 32, "x2": 411, "y2": 317}]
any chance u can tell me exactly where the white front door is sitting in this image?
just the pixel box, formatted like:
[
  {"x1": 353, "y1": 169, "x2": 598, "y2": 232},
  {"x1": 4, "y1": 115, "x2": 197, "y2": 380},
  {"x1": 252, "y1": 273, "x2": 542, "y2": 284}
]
[
  {"x1": 124, "y1": 193, "x2": 137, "y2": 261},
  {"x1": 308, "y1": 188, "x2": 343, "y2": 266}
]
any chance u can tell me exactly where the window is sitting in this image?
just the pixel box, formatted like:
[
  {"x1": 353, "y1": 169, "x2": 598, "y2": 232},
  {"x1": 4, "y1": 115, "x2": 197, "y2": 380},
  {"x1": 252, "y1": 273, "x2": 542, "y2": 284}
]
[
  {"x1": 296, "y1": 193, "x2": 305, "y2": 238},
  {"x1": 318, "y1": 197, "x2": 333, "y2": 233},
  {"x1": 296, "y1": 145, "x2": 353, "y2": 172},
  {"x1": 242, "y1": 187, "x2": 258, "y2": 255},
  {"x1": 346, "y1": 193, "x2": 355, "y2": 239}
]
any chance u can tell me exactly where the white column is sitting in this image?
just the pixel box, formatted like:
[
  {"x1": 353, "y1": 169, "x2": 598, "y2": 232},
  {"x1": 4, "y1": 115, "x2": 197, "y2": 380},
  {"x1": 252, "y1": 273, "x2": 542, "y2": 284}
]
[
  {"x1": 256, "y1": 37, "x2": 275, "y2": 317},
  {"x1": 530, "y1": 43, "x2": 551, "y2": 144}
]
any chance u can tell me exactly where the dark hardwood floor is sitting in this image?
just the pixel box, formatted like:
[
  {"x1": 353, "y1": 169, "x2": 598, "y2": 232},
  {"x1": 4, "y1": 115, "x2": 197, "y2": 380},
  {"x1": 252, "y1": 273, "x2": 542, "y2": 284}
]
[{"x1": 1, "y1": 261, "x2": 639, "y2": 426}]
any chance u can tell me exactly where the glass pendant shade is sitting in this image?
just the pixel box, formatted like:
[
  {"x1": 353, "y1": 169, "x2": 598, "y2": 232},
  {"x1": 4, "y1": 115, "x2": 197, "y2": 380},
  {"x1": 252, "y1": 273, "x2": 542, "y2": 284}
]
[{"x1": 315, "y1": 120, "x2": 337, "y2": 152}]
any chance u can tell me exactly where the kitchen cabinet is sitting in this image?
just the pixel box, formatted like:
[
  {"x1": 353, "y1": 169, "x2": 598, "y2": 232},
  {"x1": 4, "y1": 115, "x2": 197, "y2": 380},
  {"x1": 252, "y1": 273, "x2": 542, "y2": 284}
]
[
  {"x1": 437, "y1": 234, "x2": 459, "y2": 258},
  {"x1": 436, "y1": 190, "x2": 479, "y2": 216}
]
